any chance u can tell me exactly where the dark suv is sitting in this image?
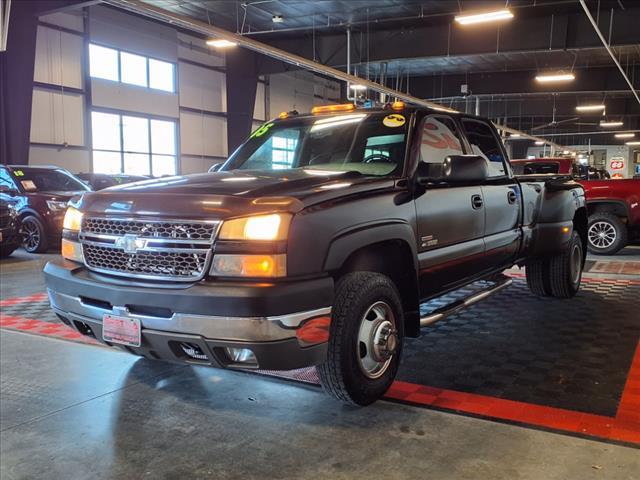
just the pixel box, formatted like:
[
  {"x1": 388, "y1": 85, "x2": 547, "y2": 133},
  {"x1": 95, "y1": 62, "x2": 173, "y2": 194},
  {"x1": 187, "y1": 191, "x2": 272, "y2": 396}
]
[
  {"x1": 0, "y1": 200, "x2": 21, "y2": 258},
  {"x1": 0, "y1": 165, "x2": 90, "y2": 253},
  {"x1": 44, "y1": 104, "x2": 587, "y2": 405}
]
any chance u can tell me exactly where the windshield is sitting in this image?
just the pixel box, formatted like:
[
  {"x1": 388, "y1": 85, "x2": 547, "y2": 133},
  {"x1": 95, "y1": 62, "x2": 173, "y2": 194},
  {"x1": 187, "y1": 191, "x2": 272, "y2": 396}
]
[
  {"x1": 13, "y1": 168, "x2": 90, "y2": 192},
  {"x1": 223, "y1": 112, "x2": 409, "y2": 177}
]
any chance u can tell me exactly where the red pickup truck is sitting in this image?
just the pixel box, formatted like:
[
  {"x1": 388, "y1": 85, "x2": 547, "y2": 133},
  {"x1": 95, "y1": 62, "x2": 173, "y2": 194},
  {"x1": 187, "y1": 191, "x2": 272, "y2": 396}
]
[{"x1": 512, "y1": 158, "x2": 639, "y2": 255}]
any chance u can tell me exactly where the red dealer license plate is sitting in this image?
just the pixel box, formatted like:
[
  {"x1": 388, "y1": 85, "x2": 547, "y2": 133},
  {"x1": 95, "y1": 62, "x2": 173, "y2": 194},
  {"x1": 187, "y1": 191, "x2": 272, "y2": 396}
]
[{"x1": 102, "y1": 314, "x2": 141, "y2": 347}]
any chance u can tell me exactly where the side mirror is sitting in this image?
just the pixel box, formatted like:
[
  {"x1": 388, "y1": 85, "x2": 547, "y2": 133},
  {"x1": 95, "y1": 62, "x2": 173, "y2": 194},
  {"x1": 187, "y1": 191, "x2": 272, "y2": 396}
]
[
  {"x1": 416, "y1": 155, "x2": 488, "y2": 185},
  {"x1": 208, "y1": 163, "x2": 223, "y2": 173}
]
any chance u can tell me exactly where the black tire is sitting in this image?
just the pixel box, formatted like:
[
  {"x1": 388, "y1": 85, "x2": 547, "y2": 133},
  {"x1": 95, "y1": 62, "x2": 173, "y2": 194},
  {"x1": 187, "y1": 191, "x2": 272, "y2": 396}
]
[
  {"x1": 318, "y1": 272, "x2": 404, "y2": 406},
  {"x1": 547, "y1": 231, "x2": 584, "y2": 298},
  {"x1": 526, "y1": 258, "x2": 551, "y2": 297},
  {"x1": 587, "y1": 212, "x2": 627, "y2": 255},
  {"x1": 21, "y1": 216, "x2": 49, "y2": 253}
]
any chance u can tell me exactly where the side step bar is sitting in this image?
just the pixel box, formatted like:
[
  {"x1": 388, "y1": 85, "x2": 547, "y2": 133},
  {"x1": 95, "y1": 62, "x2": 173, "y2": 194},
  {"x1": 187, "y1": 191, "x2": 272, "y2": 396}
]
[{"x1": 420, "y1": 274, "x2": 513, "y2": 328}]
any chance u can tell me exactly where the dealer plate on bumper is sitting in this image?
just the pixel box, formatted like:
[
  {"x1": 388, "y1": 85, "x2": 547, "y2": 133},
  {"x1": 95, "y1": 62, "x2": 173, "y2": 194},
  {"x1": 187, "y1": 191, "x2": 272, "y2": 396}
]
[{"x1": 103, "y1": 314, "x2": 141, "y2": 347}]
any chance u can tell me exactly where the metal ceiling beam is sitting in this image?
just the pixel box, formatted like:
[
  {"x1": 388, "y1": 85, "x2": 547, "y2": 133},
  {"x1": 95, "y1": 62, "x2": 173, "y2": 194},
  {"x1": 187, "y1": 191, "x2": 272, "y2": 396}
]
[
  {"x1": 578, "y1": 0, "x2": 640, "y2": 107},
  {"x1": 103, "y1": 0, "x2": 569, "y2": 151}
]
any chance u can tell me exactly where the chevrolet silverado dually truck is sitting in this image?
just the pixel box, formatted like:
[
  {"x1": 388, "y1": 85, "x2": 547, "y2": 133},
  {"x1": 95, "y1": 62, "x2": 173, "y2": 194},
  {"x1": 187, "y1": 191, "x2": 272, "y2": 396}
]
[
  {"x1": 44, "y1": 104, "x2": 587, "y2": 405},
  {"x1": 512, "y1": 157, "x2": 640, "y2": 255}
]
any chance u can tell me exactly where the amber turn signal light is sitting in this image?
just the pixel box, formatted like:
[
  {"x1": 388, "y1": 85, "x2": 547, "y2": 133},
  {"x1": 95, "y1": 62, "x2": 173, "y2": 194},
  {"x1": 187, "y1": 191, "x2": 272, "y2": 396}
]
[{"x1": 311, "y1": 104, "x2": 356, "y2": 114}]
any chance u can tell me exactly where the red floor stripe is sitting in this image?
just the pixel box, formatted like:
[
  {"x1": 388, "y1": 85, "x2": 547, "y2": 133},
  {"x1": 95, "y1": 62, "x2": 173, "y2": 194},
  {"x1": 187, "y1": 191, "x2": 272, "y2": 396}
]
[
  {"x1": 0, "y1": 315, "x2": 99, "y2": 345},
  {"x1": 0, "y1": 292, "x2": 48, "y2": 307}
]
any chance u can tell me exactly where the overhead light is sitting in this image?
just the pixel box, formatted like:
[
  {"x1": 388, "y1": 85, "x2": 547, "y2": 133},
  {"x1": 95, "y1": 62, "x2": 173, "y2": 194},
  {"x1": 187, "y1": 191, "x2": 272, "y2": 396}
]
[
  {"x1": 535, "y1": 141, "x2": 545, "y2": 145},
  {"x1": 600, "y1": 120, "x2": 623, "y2": 127},
  {"x1": 272, "y1": 15, "x2": 284, "y2": 23},
  {"x1": 535, "y1": 73, "x2": 575, "y2": 83},
  {"x1": 207, "y1": 39, "x2": 237, "y2": 48},
  {"x1": 615, "y1": 133, "x2": 635, "y2": 138},
  {"x1": 349, "y1": 84, "x2": 367, "y2": 91},
  {"x1": 509, "y1": 133, "x2": 521, "y2": 138},
  {"x1": 626, "y1": 141, "x2": 640, "y2": 145},
  {"x1": 576, "y1": 104, "x2": 605, "y2": 112},
  {"x1": 454, "y1": 9, "x2": 514, "y2": 25}
]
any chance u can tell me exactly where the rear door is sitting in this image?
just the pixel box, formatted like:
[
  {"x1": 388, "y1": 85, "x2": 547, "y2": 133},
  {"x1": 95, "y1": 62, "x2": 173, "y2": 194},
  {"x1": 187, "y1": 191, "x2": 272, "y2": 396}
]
[
  {"x1": 460, "y1": 118, "x2": 521, "y2": 270},
  {"x1": 413, "y1": 115, "x2": 486, "y2": 298}
]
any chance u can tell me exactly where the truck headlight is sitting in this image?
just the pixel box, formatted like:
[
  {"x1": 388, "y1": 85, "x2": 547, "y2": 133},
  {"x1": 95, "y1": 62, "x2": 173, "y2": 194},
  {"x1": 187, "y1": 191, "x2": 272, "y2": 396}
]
[
  {"x1": 63, "y1": 206, "x2": 83, "y2": 231},
  {"x1": 210, "y1": 254, "x2": 286, "y2": 278},
  {"x1": 219, "y1": 213, "x2": 291, "y2": 241},
  {"x1": 47, "y1": 200, "x2": 68, "y2": 212}
]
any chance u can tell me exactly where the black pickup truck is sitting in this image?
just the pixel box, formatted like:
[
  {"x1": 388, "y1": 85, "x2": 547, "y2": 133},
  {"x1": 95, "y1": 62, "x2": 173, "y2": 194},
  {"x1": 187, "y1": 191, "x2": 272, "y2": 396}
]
[{"x1": 44, "y1": 104, "x2": 587, "y2": 405}]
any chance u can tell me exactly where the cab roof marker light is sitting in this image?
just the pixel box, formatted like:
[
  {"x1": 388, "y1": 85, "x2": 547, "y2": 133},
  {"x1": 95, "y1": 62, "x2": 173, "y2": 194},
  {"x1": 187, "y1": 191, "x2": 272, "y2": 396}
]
[
  {"x1": 391, "y1": 101, "x2": 405, "y2": 110},
  {"x1": 311, "y1": 104, "x2": 356, "y2": 114},
  {"x1": 535, "y1": 73, "x2": 575, "y2": 83},
  {"x1": 454, "y1": 9, "x2": 513, "y2": 25}
]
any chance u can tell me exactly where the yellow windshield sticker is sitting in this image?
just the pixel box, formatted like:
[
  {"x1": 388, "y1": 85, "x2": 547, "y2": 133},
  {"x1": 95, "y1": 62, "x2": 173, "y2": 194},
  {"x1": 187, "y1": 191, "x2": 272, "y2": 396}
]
[
  {"x1": 383, "y1": 114, "x2": 406, "y2": 128},
  {"x1": 251, "y1": 122, "x2": 275, "y2": 139},
  {"x1": 14, "y1": 170, "x2": 24, "y2": 177}
]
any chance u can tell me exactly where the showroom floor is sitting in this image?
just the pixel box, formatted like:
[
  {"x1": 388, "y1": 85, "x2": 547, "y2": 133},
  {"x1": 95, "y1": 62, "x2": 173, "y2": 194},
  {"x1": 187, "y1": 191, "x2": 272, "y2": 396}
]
[{"x1": 1, "y1": 249, "x2": 639, "y2": 479}]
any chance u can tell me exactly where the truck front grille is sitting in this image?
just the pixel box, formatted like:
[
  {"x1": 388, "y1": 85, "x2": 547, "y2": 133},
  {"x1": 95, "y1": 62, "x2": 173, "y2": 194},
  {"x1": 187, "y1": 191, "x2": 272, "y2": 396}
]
[{"x1": 80, "y1": 217, "x2": 219, "y2": 281}]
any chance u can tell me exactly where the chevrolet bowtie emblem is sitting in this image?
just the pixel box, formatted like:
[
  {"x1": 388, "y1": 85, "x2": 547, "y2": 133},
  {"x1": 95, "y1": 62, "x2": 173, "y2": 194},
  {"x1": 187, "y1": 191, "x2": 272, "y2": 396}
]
[{"x1": 115, "y1": 234, "x2": 146, "y2": 254}]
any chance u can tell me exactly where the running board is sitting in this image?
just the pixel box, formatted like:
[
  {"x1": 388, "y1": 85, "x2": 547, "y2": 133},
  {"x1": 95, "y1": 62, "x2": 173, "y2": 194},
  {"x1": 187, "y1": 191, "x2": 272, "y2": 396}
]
[{"x1": 420, "y1": 274, "x2": 513, "y2": 328}]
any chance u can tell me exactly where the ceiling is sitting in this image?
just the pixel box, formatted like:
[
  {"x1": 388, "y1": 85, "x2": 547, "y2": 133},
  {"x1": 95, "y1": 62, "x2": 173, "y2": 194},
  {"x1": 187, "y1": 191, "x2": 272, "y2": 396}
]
[{"x1": 141, "y1": 0, "x2": 639, "y2": 146}]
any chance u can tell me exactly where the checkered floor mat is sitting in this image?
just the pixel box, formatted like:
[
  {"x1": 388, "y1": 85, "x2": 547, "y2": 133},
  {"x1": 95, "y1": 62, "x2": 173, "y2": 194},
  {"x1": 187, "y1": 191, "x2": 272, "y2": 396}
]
[{"x1": 2, "y1": 277, "x2": 638, "y2": 418}]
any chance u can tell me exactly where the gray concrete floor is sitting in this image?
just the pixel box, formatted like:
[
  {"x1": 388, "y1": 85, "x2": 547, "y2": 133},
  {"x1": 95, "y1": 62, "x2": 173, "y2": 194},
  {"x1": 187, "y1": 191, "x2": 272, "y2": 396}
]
[{"x1": 1, "y1": 250, "x2": 639, "y2": 479}]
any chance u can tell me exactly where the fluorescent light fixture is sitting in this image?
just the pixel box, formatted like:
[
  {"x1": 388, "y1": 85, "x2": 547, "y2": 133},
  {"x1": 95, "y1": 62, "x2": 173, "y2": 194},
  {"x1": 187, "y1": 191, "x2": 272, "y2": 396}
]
[
  {"x1": 626, "y1": 141, "x2": 640, "y2": 145},
  {"x1": 600, "y1": 120, "x2": 623, "y2": 127},
  {"x1": 509, "y1": 133, "x2": 521, "y2": 138},
  {"x1": 535, "y1": 141, "x2": 545, "y2": 145},
  {"x1": 535, "y1": 73, "x2": 575, "y2": 83},
  {"x1": 349, "y1": 84, "x2": 367, "y2": 91},
  {"x1": 576, "y1": 104, "x2": 605, "y2": 112},
  {"x1": 207, "y1": 39, "x2": 237, "y2": 48},
  {"x1": 615, "y1": 133, "x2": 635, "y2": 138},
  {"x1": 454, "y1": 9, "x2": 514, "y2": 25}
]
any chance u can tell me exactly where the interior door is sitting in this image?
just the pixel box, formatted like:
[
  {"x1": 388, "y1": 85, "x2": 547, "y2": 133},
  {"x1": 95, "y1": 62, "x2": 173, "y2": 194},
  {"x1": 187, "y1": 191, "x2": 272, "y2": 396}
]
[
  {"x1": 413, "y1": 116, "x2": 486, "y2": 298},
  {"x1": 460, "y1": 119, "x2": 521, "y2": 269}
]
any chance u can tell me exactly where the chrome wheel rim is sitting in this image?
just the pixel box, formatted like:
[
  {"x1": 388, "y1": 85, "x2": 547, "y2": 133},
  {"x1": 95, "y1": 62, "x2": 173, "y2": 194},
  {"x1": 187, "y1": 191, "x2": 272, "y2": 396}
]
[
  {"x1": 588, "y1": 221, "x2": 617, "y2": 249},
  {"x1": 23, "y1": 221, "x2": 40, "y2": 251},
  {"x1": 570, "y1": 242, "x2": 582, "y2": 285},
  {"x1": 357, "y1": 301, "x2": 398, "y2": 379}
]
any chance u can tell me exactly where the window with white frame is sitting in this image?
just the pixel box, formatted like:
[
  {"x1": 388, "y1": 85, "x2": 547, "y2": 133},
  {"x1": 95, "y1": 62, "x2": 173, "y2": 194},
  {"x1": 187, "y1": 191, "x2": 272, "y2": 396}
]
[
  {"x1": 91, "y1": 111, "x2": 177, "y2": 176},
  {"x1": 89, "y1": 44, "x2": 175, "y2": 93}
]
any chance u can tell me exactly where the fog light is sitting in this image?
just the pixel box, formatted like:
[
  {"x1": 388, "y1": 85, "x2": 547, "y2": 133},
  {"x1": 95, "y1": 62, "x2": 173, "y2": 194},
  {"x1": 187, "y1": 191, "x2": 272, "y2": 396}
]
[{"x1": 224, "y1": 347, "x2": 257, "y2": 366}]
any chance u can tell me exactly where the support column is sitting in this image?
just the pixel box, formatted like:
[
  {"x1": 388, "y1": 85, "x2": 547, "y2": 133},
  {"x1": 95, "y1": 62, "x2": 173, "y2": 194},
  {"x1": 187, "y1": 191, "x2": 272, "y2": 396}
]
[{"x1": 225, "y1": 48, "x2": 259, "y2": 154}]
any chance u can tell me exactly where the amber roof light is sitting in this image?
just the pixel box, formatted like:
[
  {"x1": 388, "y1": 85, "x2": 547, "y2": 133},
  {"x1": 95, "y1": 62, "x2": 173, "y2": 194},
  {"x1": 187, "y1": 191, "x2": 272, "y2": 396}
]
[{"x1": 311, "y1": 104, "x2": 356, "y2": 114}]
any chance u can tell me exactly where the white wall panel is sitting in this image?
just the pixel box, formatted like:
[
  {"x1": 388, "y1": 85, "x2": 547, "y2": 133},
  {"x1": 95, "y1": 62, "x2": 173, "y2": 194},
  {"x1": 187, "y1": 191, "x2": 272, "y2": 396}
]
[
  {"x1": 91, "y1": 79, "x2": 179, "y2": 118},
  {"x1": 29, "y1": 146, "x2": 90, "y2": 173},
  {"x1": 178, "y1": 62, "x2": 226, "y2": 112},
  {"x1": 180, "y1": 112, "x2": 227, "y2": 158},
  {"x1": 30, "y1": 89, "x2": 84, "y2": 146},
  {"x1": 177, "y1": 33, "x2": 224, "y2": 68},
  {"x1": 254, "y1": 82, "x2": 266, "y2": 121},
  {"x1": 34, "y1": 26, "x2": 83, "y2": 89},
  {"x1": 268, "y1": 71, "x2": 316, "y2": 115},
  {"x1": 89, "y1": 5, "x2": 177, "y2": 61},
  {"x1": 180, "y1": 155, "x2": 222, "y2": 175},
  {"x1": 39, "y1": 11, "x2": 84, "y2": 32}
]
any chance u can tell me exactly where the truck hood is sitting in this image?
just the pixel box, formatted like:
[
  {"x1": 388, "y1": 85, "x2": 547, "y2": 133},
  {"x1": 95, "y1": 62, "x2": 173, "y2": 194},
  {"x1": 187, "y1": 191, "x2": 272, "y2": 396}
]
[{"x1": 75, "y1": 169, "x2": 396, "y2": 219}]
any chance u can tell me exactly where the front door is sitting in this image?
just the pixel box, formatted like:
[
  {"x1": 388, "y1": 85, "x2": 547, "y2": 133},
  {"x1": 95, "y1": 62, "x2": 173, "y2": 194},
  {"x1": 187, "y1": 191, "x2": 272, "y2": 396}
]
[{"x1": 413, "y1": 116, "x2": 486, "y2": 298}]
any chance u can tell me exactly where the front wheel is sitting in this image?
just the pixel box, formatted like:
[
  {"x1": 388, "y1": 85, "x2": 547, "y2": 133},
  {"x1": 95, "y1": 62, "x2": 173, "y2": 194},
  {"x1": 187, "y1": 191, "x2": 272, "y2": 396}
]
[
  {"x1": 22, "y1": 216, "x2": 49, "y2": 253},
  {"x1": 587, "y1": 212, "x2": 627, "y2": 255},
  {"x1": 318, "y1": 272, "x2": 404, "y2": 406}
]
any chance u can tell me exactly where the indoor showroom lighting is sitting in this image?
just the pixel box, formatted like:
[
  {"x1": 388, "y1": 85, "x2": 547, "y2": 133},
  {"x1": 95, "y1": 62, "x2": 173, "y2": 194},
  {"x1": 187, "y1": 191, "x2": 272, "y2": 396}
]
[
  {"x1": 615, "y1": 133, "x2": 635, "y2": 138},
  {"x1": 576, "y1": 104, "x2": 605, "y2": 112},
  {"x1": 509, "y1": 133, "x2": 521, "y2": 138},
  {"x1": 454, "y1": 9, "x2": 513, "y2": 25},
  {"x1": 535, "y1": 72, "x2": 575, "y2": 83},
  {"x1": 535, "y1": 141, "x2": 545, "y2": 145},
  {"x1": 626, "y1": 141, "x2": 640, "y2": 145},
  {"x1": 349, "y1": 84, "x2": 367, "y2": 91},
  {"x1": 207, "y1": 39, "x2": 237, "y2": 48},
  {"x1": 600, "y1": 120, "x2": 623, "y2": 127}
]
